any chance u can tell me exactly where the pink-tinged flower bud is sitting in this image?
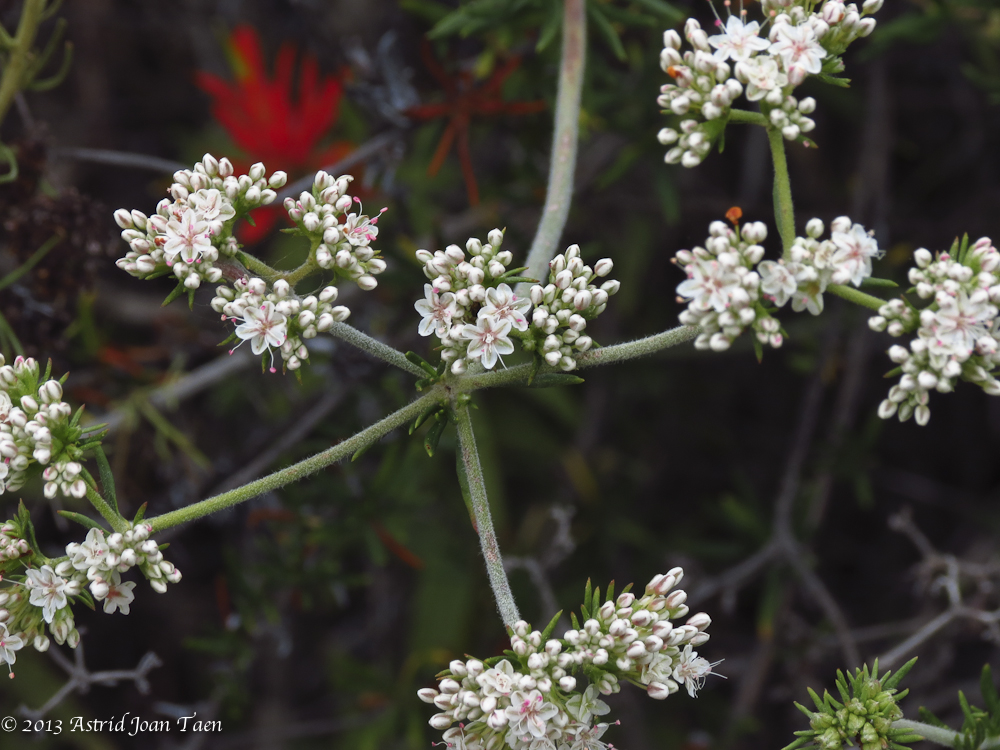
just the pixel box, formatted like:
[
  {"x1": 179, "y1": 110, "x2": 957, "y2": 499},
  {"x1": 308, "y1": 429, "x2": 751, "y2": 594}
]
[
  {"x1": 626, "y1": 642, "x2": 646, "y2": 659},
  {"x1": 690, "y1": 631, "x2": 711, "y2": 646},
  {"x1": 487, "y1": 710, "x2": 508, "y2": 730},
  {"x1": 417, "y1": 688, "x2": 439, "y2": 704},
  {"x1": 592, "y1": 649, "x2": 609, "y2": 666},
  {"x1": 858, "y1": 17, "x2": 876, "y2": 35},
  {"x1": 429, "y1": 713, "x2": 453, "y2": 730},
  {"x1": 663, "y1": 29, "x2": 682, "y2": 49},
  {"x1": 647, "y1": 682, "x2": 672, "y2": 700},
  {"x1": 687, "y1": 612, "x2": 712, "y2": 631}
]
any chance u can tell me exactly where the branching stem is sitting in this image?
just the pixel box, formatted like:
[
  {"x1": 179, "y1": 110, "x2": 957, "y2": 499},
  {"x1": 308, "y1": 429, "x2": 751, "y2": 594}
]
[
  {"x1": 85, "y1": 486, "x2": 127, "y2": 534},
  {"x1": 453, "y1": 399, "x2": 520, "y2": 626},
  {"x1": 147, "y1": 388, "x2": 445, "y2": 531},
  {"x1": 325, "y1": 322, "x2": 426, "y2": 377}
]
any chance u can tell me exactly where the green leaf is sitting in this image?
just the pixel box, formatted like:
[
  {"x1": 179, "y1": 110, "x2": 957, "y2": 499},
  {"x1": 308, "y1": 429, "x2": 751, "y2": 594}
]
[
  {"x1": 980, "y1": 664, "x2": 1000, "y2": 716},
  {"x1": 584, "y1": 577, "x2": 593, "y2": 615},
  {"x1": 0, "y1": 234, "x2": 62, "y2": 293},
  {"x1": 93, "y1": 446, "x2": 118, "y2": 516},
  {"x1": 133, "y1": 502, "x2": 148, "y2": 524},
  {"x1": 161, "y1": 282, "x2": 187, "y2": 307},
  {"x1": 536, "y1": 1, "x2": 562, "y2": 51},
  {"x1": 406, "y1": 351, "x2": 441, "y2": 377},
  {"x1": 883, "y1": 657, "x2": 917, "y2": 691},
  {"x1": 753, "y1": 336, "x2": 764, "y2": 363},
  {"x1": 56, "y1": 511, "x2": 107, "y2": 531},
  {"x1": 539, "y1": 610, "x2": 563, "y2": 642},
  {"x1": 424, "y1": 414, "x2": 448, "y2": 457},
  {"x1": 0, "y1": 142, "x2": 18, "y2": 185},
  {"x1": 816, "y1": 73, "x2": 851, "y2": 88},
  {"x1": 588, "y1": 2, "x2": 626, "y2": 61},
  {"x1": 569, "y1": 611, "x2": 580, "y2": 630},
  {"x1": 605, "y1": 580, "x2": 615, "y2": 606}
]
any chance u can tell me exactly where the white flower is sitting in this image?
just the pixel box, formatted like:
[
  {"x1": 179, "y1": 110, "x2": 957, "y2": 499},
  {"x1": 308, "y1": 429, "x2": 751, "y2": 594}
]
[
  {"x1": 188, "y1": 188, "x2": 235, "y2": 233},
  {"x1": 340, "y1": 205, "x2": 386, "y2": 247},
  {"x1": 930, "y1": 291, "x2": 995, "y2": 359},
  {"x1": 769, "y1": 23, "x2": 826, "y2": 76},
  {"x1": 235, "y1": 301, "x2": 288, "y2": 360},
  {"x1": 0, "y1": 391, "x2": 10, "y2": 422},
  {"x1": 738, "y1": 57, "x2": 788, "y2": 101},
  {"x1": 640, "y1": 651, "x2": 678, "y2": 688},
  {"x1": 479, "y1": 283, "x2": 531, "y2": 332},
  {"x1": 830, "y1": 222, "x2": 881, "y2": 286},
  {"x1": 25, "y1": 565, "x2": 69, "y2": 624},
  {"x1": 505, "y1": 689, "x2": 559, "y2": 740},
  {"x1": 561, "y1": 722, "x2": 612, "y2": 750},
  {"x1": 676, "y1": 260, "x2": 742, "y2": 313},
  {"x1": 463, "y1": 317, "x2": 515, "y2": 370},
  {"x1": 477, "y1": 658, "x2": 518, "y2": 697},
  {"x1": 103, "y1": 571, "x2": 137, "y2": 615},
  {"x1": 708, "y1": 16, "x2": 770, "y2": 62},
  {"x1": 565, "y1": 685, "x2": 610, "y2": 724},
  {"x1": 69, "y1": 527, "x2": 109, "y2": 571},
  {"x1": 0, "y1": 623, "x2": 24, "y2": 667},
  {"x1": 671, "y1": 645, "x2": 715, "y2": 697},
  {"x1": 758, "y1": 260, "x2": 798, "y2": 307},
  {"x1": 163, "y1": 208, "x2": 212, "y2": 264},
  {"x1": 415, "y1": 284, "x2": 458, "y2": 337}
]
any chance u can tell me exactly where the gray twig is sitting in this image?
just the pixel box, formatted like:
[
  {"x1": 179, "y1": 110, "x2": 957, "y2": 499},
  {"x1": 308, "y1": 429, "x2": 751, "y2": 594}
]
[{"x1": 52, "y1": 146, "x2": 187, "y2": 173}]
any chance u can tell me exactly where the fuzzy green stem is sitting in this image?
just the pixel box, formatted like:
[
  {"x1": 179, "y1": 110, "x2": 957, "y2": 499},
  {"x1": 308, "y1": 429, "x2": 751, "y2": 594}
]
[
  {"x1": 147, "y1": 388, "x2": 445, "y2": 531},
  {"x1": 0, "y1": 0, "x2": 45, "y2": 131},
  {"x1": 827, "y1": 284, "x2": 886, "y2": 311},
  {"x1": 729, "y1": 109, "x2": 768, "y2": 127},
  {"x1": 280, "y1": 259, "x2": 320, "y2": 286},
  {"x1": 518, "y1": 0, "x2": 587, "y2": 297},
  {"x1": 85, "y1": 486, "x2": 127, "y2": 534},
  {"x1": 458, "y1": 325, "x2": 700, "y2": 391},
  {"x1": 766, "y1": 126, "x2": 796, "y2": 259},
  {"x1": 234, "y1": 250, "x2": 283, "y2": 283},
  {"x1": 325, "y1": 322, "x2": 426, "y2": 377},
  {"x1": 453, "y1": 399, "x2": 520, "y2": 626},
  {"x1": 892, "y1": 720, "x2": 956, "y2": 748}
]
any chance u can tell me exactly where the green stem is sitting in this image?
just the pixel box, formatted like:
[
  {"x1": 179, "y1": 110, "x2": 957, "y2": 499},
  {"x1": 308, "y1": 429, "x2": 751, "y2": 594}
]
[
  {"x1": 147, "y1": 388, "x2": 445, "y2": 531},
  {"x1": 827, "y1": 284, "x2": 886, "y2": 311},
  {"x1": 728, "y1": 109, "x2": 768, "y2": 127},
  {"x1": 280, "y1": 259, "x2": 320, "y2": 286},
  {"x1": 518, "y1": 0, "x2": 587, "y2": 297},
  {"x1": 0, "y1": 0, "x2": 45, "y2": 131},
  {"x1": 453, "y1": 399, "x2": 520, "y2": 627},
  {"x1": 457, "y1": 325, "x2": 700, "y2": 391},
  {"x1": 766, "y1": 126, "x2": 796, "y2": 259},
  {"x1": 234, "y1": 250, "x2": 283, "y2": 283},
  {"x1": 0, "y1": 233, "x2": 60, "y2": 292},
  {"x1": 85, "y1": 486, "x2": 127, "y2": 534},
  {"x1": 892, "y1": 720, "x2": 956, "y2": 748},
  {"x1": 325, "y1": 322, "x2": 426, "y2": 377}
]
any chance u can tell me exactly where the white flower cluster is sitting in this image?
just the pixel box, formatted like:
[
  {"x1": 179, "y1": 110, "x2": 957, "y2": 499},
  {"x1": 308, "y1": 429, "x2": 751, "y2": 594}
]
[
  {"x1": 212, "y1": 277, "x2": 349, "y2": 372},
  {"x1": 658, "y1": 0, "x2": 882, "y2": 166},
  {"x1": 871, "y1": 238, "x2": 1000, "y2": 426},
  {"x1": 115, "y1": 154, "x2": 287, "y2": 289},
  {"x1": 677, "y1": 215, "x2": 880, "y2": 352},
  {"x1": 0, "y1": 522, "x2": 29, "y2": 562},
  {"x1": 283, "y1": 171, "x2": 387, "y2": 289},
  {"x1": 0, "y1": 524, "x2": 180, "y2": 668},
  {"x1": 759, "y1": 216, "x2": 883, "y2": 316},
  {"x1": 0, "y1": 355, "x2": 88, "y2": 498},
  {"x1": 526, "y1": 247, "x2": 619, "y2": 372},
  {"x1": 418, "y1": 569, "x2": 715, "y2": 750},
  {"x1": 415, "y1": 229, "x2": 531, "y2": 373}
]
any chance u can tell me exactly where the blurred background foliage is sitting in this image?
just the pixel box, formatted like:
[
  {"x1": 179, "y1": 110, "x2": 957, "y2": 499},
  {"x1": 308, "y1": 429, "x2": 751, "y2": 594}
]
[{"x1": 2, "y1": 0, "x2": 1000, "y2": 748}]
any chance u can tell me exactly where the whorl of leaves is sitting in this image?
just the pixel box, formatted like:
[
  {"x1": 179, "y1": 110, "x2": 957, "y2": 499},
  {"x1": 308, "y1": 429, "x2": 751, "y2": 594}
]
[{"x1": 783, "y1": 659, "x2": 922, "y2": 750}]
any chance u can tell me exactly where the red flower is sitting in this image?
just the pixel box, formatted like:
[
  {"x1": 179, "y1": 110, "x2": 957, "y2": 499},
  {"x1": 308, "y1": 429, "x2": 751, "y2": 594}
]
[
  {"x1": 407, "y1": 43, "x2": 547, "y2": 206},
  {"x1": 195, "y1": 25, "x2": 353, "y2": 241}
]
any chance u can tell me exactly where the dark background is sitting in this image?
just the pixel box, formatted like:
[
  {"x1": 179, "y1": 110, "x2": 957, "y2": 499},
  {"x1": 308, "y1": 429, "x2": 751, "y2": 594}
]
[{"x1": 2, "y1": 0, "x2": 1000, "y2": 748}]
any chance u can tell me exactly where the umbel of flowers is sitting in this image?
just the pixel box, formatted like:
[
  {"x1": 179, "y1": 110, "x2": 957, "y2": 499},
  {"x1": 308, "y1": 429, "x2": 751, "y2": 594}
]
[
  {"x1": 871, "y1": 236, "x2": 1000, "y2": 426},
  {"x1": 415, "y1": 230, "x2": 620, "y2": 375},
  {"x1": 675, "y1": 213, "x2": 882, "y2": 353},
  {"x1": 657, "y1": 0, "x2": 883, "y2": 167},
  {"x1": 0, "y1": 355, "x2": 101, "y2": 498},
  {"x1": 418, "y1": 568, "x2": 715, "y2": 750},
  {"x1": 0, "y1": 520, "x2": 181, "y2": 673},
  {"x1": 116, "y1": 157, "x2": 388, "y2": 373}
]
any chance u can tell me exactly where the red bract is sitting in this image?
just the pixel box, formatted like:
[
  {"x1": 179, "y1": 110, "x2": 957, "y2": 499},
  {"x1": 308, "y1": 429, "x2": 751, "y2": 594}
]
[
  {"x1": 407, "y1": 44, "x2": 547, "y2": 206},
  {"x1": 195, "y1": 25, "x2": 352, "y2": 241}
]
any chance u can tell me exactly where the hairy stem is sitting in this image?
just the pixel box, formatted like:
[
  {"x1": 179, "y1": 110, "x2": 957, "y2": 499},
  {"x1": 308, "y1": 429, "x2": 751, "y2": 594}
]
[
  {"x1": 892, "y1": 720, "x2": 957, "y2": 748},
  {"x1": 518, "y1": 0, "x2": 587, "y2": 297},
  {"x1": 827, "y1": 284, "x2": 886, "y2": 311},
  {"x1": 729, "y1": 109, "x2": 768, "y2": 127},
  {"x1": 766, "y1": 126, "x2": 796, "y2": 259},
  {"x1": 0, "y1": 0, "x2": 45, "y2": 131},
  {"x1": 85, "y1": 486, "x2": 127, "y2": 534},
  {"x1": 147, "y1": 388, "x2": 445, "y2": 531},
  {"x1": 234, "y1": 250, "x2": 283, "y2": 283},
  {"x1": 453, "y1": 400, "x2": 520, "y2": 626},
  {"x1": 325, "y1": 322, "x2": 426, "y2": 377},
  {"x1": 458, "y1": 325, "x2": 700, "y2": 391}
]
